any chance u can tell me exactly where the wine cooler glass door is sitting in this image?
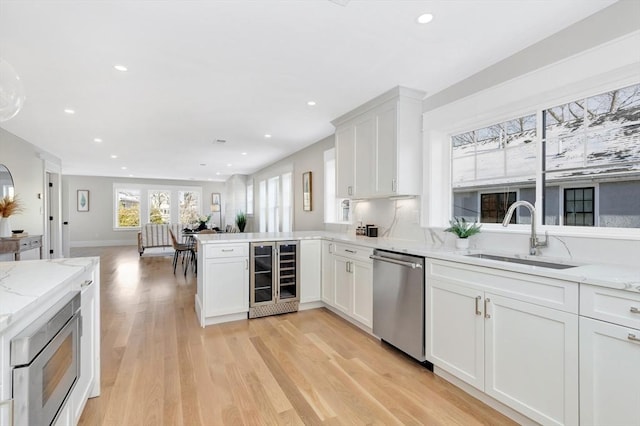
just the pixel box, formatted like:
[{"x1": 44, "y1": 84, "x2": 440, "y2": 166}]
[
  {"x1": 277, "y1": 242, "x2": 299, "y2": 301},
  {"x1": 251, "y1": 243, "x2": 275, "y2": 305}
]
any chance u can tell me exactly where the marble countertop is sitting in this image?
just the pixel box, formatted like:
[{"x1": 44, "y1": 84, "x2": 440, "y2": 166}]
[
  {"x1": 196, "y1": 231, "x2": 640, "y2": 294},
  {"x1": 0, "y1": 257, "x2": 99, "y2": 332}
]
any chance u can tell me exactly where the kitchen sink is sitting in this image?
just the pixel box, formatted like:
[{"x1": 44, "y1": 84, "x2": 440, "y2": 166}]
[{"x1": 465, "y1": 253, "x2": 577, "y2": 270}]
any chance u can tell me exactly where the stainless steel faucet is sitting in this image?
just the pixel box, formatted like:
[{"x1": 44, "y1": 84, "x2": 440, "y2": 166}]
[{"x1": 502, "y1": 200, "x2": 548, "y2": 255}]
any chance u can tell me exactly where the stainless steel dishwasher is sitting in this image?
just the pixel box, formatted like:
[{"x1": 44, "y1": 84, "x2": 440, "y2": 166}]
[{"x1": 370, "y1": 249, "x2": 426, "y2": 362}]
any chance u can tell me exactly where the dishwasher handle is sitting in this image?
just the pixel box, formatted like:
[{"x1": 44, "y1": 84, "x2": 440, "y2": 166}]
[{"x1": 370, "y1": 254, "x2": 423, "y2": 269}]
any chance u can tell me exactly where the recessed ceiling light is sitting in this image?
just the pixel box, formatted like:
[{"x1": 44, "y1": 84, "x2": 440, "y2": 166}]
[
  {"x1": 227, "y1": 163, "x2": 232, "y2": 167},
  {"x1": 216, "y1": 172, "x2": 221, "y2": 176},
  {"x1": 110, "y1": 154, "x2": 118, "y2": 159},
  {"x1": 307, "y1": 101, "x2": 316, "y2": 106},
  {"x1": 264, "y1": 134, "x2": 272, "y2": 138},
  {"x1": 93, "y1": 138, "x2": 102, "y2": 143},
  {"x1": 241, "y1": 152, "x2": 247, "y2": 156},
  {"x1": 64, "y1": 108, "x2": 75, "y2": 114},
  {"x1": 121, "y1": 166, "x2": 127, "y2": 170},
  {"x1": 417, "y1": 13, "x2": 434, "y2": 24},
  {"x1": 114, "y1": 64, "x2": 128, "y2": 72}
]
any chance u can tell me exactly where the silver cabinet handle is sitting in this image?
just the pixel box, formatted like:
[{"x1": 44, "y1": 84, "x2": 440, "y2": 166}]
[
  {"x1": 475, "y1": 296, "x2": 482, "y2": 316},
  {"x1": 369, "y1": 255, "x2": 423, "y2": 269},
  {"x1": 348, "y1": 186, "x2": 353, "y2": 196},
  {"x1": 221, "y1": 248, "x2": 234, "y2": 252},
  {"x1": 328, "y1": 243, "x2": 333, "y2": 254},
  {"x1": 484, "y1": 298, "x2": 491, "y2": 319},
  {"x1": 392, "y1": 178, "x2": 397, "y2": 193},
  {"x1": 245, "y1": 259, "x2": 249, "y2": 270},
  {"x1": 628, "y1": 334, "x2": 640, "y2": 342},
  {"x1": 81, "y1": 280, "x2": 93, "y2": 288},
  {"x1": 630, "y1": 307, "x2": 639, "y2": 314},
  {"x1": 345, "y1": 249, "x2": 357, "y2": 254}
]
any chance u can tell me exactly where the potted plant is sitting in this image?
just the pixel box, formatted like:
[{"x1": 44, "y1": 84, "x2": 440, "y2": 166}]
[
  {"x1": 444, "y1": 217, "x2": 481, "y2": 249},
  {"x1": 235, "y1": 211, "x2": 247, "y2": 232},
  {"x1": 0, "y1": 195, "x2": 23, "y2": 237},
  {"x1": 196, "y1": 214, "x2": 211, "y2": 231}
]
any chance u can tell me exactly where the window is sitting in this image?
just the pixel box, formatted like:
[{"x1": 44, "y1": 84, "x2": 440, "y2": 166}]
[
  {"x1": 114, "y1": 184, "x2": 202, "y2": 229},
  {"x1": 451, "y1": 114, "x2": 536, "y2": 224},
  {"x1": 149, "y1": 191, "x2": 170, "y2": 224},
  {"x1": 564, "y1": 187, "x2": 595, "y2": 226},
  {"x1": 281, "y1": 173, "x2": 292, "y2": 232},
  {"x1": 267, "y1": 176, "x2": 279, "y2": 232},
  {"x1": 542, "y1": 83, "x2": 640, "y2": 228},
  {"x1": 480, "y1": 191, "x2": 517, "y2": 224},
  {"x1": 259, "y1": 180, "x2": 267, "y2": 232},
  {"x1": 179, "y1": 191, "x2": 200, "y2": 224},
  {"x1": 246, "y1": 182, "x2": 254, "y2": 215},
  {"x1": 324, "y1": 148, "x2": 350, "y2": 223},
  {"x1": 450, "y1": 82, "x2": 640, "y2": 229},
  {"x1": 115, "y1": 189, "x2": 141, "y2": 228}
]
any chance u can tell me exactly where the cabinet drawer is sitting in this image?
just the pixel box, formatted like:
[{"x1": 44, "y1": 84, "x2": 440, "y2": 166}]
[
  {"x1": 333, "y1": 243, "x2": 373, "y2": 263},
  {"x1": 205, "y1": 244, "x2": 248, "y2": 259},
  {"x1": 580, "y1": 284, "x2": 640, "y2": 329}
]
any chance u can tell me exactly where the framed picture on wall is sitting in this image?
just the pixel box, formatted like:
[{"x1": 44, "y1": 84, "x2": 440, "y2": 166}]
[
  {"x1": 303, "y1": 171, "x2": 312, "y2": 211},
  {"x1": 77, "y1": 190, "x2": 89, "y2": 212},
  {"x1": 211, "y1": 193, "x2": 221, "y2": 212}
]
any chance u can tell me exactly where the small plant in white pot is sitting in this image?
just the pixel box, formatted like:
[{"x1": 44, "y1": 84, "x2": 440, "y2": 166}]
[{"x1": 444, "y1": 217, "x2": 481, "y2": 250}]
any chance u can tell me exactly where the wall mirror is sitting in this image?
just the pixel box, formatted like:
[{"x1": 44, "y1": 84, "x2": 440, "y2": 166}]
[{"x1": 0, "y1": 164, "x2": 15, "y2": 199}]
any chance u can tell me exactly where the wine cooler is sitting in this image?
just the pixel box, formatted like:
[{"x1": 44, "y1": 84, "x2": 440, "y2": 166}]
[{"x1": 249, "y1": 241, "x2": 300, "y2": 318}]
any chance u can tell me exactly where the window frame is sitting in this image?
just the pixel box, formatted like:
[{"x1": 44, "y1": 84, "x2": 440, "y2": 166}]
[
  {"x1": 434, "y1": 73, "x2": 640, "y2": 239},
  {"x1": 112, "y1": 183, "x2": 203, "y2": 231}
]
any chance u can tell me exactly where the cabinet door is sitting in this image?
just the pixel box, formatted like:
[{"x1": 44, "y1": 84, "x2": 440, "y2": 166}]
[
  {"x1": 321, "y1": 241, "x2": 335, "y2": 305},
  {"x1": 580, "y1": 317, "x2": 640, "y2": 426},
  {"x1": 72, "y1": 278, "x2": 98, "y2": 422},
  {"x1": 485, "y1": 294, "x2": 579, "y2": 426},
  {"x1": 354, "y1": 114, "x2": 375, "y2": 197},
  {"x1": 352, "y1": 260, "x2": 373, "y2": 327},
  {"x1": 335, "y1": 124, "x2": 355, "y2": 198},
  {"x1": 375, "y1": 102, "x2": 397, "y2": 195},
  {"x1": 205, "y1": 257, "x2": 249, "y2": 316},
  {"x1": 333, "y1": 256, "x2": 352, "y2": 314},
  {"x1": 427, "y1": 279, "x2": 484, "y2": 390},
  {"x1": 300, "y1": 240, "x2": 321, "y2": 304}
]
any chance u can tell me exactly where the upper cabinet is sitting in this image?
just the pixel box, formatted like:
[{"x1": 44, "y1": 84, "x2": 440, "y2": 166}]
[{"x1": 332, "y1": 86, "x2": 425, "y2": 199}]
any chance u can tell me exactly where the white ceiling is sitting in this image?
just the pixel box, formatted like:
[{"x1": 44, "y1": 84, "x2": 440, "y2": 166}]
[{"x1": 0, "y1": 0, "x2": 617, "y2": 182}]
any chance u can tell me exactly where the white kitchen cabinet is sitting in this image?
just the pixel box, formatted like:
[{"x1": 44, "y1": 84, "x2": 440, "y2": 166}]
[
  {"x1": 332, "y1": 86, "x2": 424, "y2": 199},
  {"x1": 321, "y1": 241, "x2": 335, "y2": 305},
  {"x1": 331, "y1": 243, "x2": 373, "y2": 328},
  {"x1": 72, "y1": 271, "x2": 101, "y2": 423},
  {"x1": 426, "y1": 259, "x2": 579, "y2": 426},
  {"x1": 300, "y1": 240, "x2": 322, "y2": 305},
  {"x1": 579, "y1": 285, "x2": 640, "y2": 426},
  {"x1": 196, "y1": 243, "x2": 249, "y2": 326}
]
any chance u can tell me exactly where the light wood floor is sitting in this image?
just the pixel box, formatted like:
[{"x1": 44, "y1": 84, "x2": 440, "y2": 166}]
[{"x1": 74, "y1": 246, "x2": 515, "y2": 426}]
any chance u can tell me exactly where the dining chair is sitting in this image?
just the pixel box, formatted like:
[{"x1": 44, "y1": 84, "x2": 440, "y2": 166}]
[{"x1": 169, "y1": 229, "x2": 193, "y2": 276}]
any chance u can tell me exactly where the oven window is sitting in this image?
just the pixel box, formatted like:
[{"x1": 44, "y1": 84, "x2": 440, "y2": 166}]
[{"x1": 42, "y1": 334, "x2": 73, "y2": 405}]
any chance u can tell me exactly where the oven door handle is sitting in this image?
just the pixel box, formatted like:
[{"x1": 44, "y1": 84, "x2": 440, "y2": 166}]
[{"x1": 370, "y1": 255, "x2": 423, "y2": 269}]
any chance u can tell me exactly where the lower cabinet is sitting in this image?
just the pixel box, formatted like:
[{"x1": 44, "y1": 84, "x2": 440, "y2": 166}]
[
  {"x1": 331, "y1": 244, "x2": 373, "y2": 328},
  {"x1": 579, "y1": 284, "x2": 640, "y2": 426},
  {"x1": 300, "y1": 240, "x2": 322, "y2": 304},
  {"x1": 426, "y1": 260, "x2": 579, "y2": 426},
  {"x1": 197, "y1": 243, "x2": 249, "y2": 326},
  {"x1": 321, "y1": 241, "x2": 335, "y2": 305}
]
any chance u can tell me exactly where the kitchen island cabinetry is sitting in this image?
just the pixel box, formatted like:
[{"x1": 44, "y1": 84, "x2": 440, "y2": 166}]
[
  {"x1": 332, "y1": 86, "x2": 424, "y2": 199},
  {"x1": 579, "y1": 284, "x2": 640, "y2": 426},
  {"x1": 321, "y1": 240, "x2": 335, "y2": 305},
  {"x1": 196, "y1": 243, "x2": 249, "y2": 326},
  {"x1": 426, "y1": 259, "x2": 579, "y2": 426}
]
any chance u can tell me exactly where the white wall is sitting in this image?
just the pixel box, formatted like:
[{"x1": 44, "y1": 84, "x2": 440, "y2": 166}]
[
  {"x1": 0, "y1": 128, "x2": 60, "y2": 260},
  {"x1": 224, "y1": 174, "x2": 247, "y2": 230},
  {"x1": 248, "y1": 135, "x2": 334, "y2": 232},
  {"x1": 63, "y1": 174, "x2": 225, "y2": 247}
]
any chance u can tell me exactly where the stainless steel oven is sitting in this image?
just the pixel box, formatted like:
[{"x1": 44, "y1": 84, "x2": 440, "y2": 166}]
[{"x1": 10, "y1": 292, "x2": 81, "y2": 426}]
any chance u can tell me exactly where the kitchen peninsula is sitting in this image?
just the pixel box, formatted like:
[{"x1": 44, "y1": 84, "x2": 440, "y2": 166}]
[
  {"x1": 196, "y1": 231, "x2": 640, "y2": 426},
  {"x1": 0, "y1": 258, "x2": 100, "y2": 426}
]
